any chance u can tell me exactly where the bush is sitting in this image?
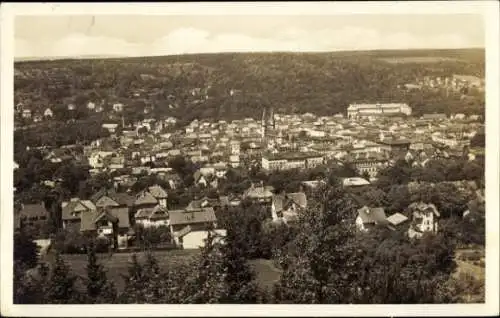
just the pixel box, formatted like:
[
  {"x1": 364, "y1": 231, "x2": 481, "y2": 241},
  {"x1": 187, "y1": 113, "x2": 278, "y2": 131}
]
[
  {"x1": 94, "y1": 237, "x2": 110, "y2": 253},
  {"x1": 53, "y1": 230, "x2": 90, "y2": 254}
]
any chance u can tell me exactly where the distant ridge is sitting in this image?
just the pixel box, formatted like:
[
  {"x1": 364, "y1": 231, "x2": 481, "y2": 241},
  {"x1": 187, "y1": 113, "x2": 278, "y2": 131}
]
[
  {"x1": 14, "y1": 47, "x2": 484, "y2": 63},
  {"x1": 14, "y1": 54, "x2": 126, "y2": 62}
]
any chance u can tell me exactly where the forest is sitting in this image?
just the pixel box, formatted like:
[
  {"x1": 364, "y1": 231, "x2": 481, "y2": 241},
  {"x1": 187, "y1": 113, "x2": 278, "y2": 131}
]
[{"x1": 15, "y1": 48, "x2": 485, "y2": 128}]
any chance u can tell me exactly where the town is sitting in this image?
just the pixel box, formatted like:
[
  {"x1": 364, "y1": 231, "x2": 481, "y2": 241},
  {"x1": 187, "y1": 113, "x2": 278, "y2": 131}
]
[{"x1": 13, "y1": 50, "x2": 486, "y2": 305}]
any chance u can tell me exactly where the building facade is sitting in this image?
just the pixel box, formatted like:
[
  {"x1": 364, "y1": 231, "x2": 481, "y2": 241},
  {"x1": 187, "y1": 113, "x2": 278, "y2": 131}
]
[
  {"x1": 261, "y1": 152, "x2": 324, "y2": 171},
  {"x1": 347, "y1": 103, "x2": 412, "y2": 119}
]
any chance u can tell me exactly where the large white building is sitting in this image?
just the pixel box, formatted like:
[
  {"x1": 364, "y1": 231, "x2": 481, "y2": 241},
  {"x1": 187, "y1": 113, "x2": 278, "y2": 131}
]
[
  {"x1": 347, "y1": 103, "x2": 412, "y2": 119},
  {"x1": 261, "y1": 152, "x2": 324, "y2": 171}
]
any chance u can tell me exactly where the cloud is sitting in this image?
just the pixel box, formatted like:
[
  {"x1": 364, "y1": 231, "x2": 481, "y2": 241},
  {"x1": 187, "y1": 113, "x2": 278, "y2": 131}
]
[{"x1": 15, "y1": 26, "x2": 481, "y2": 59}]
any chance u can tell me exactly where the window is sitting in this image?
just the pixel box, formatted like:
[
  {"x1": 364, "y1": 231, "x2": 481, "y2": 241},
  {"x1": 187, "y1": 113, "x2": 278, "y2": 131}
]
[{"x1": 40, "y1": 216, "x2": 46, "y2": 220}]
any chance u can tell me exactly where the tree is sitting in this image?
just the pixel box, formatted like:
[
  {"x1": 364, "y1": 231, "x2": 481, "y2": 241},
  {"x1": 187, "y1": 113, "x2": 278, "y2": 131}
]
[
  {"x1": 386, "y1": 185, "x2": 412, "y2": 214},
  {"x1": 274, "y1": 183, "x2": 363, "y2": 303},
  {"x1": 134, "y1": 224, "x2": 172, "y2": 250},
  {"x1": 470, "y1": 132, "x2": 485, "y2": 148},
  {"x1": 183, "y1": 230, "x2": 261, "y2": 304},
  {"x1": 14, "y1": 262, "x2": 51, "y2": 304},
  {"x1": 358, "y1": 187, "x2": 388, "y2": 208},
  {"x1": 85, "y1": 240, "x2": 117, "y2": 303},
  {"x1": 361, "y1": 171, "x2": 371, "y2": 181},
  {"x1": 14, "y1": 228, "x2": 40, "y2": 269},
  {"x1": 219, "y1": 226, "x2": 261, "y2": 303},
  {"x1": 119, "y1": 254, "x2": 146, "y2": 303},
  {"x1": 183, "y1": 232, "x2": 229, "y2": 303},
  {"x1": 45, "y1": 252, "x2": 81, "y2": 304}
]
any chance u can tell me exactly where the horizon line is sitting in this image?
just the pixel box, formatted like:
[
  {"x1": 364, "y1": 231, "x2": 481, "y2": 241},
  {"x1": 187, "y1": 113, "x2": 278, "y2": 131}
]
[{"x1": 14, "y1": 47, "x2": 486, "y2": 63}]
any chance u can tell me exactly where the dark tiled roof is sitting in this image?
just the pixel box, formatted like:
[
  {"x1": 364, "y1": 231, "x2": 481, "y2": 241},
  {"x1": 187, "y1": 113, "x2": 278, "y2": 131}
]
[
  {"x1": 61, "y1": 199, "x2": 96, "y2": 221},
  {"x1": 243, "y1": 185, "x2": 274, "y2": 199},
  {"x1": 169, "y1": 208, "x2": 217, "y2": 226},
  {"x1": 95, "y1": 195, "x2": 120, "y2": 208},
  {"x1": 135, "y1": 191, "x2": 158, "y2": 206},
  {"x1": 109, "y1": 192, "x2": 135, "y2": 207},
  {"x1": 273, "y1": 192, "x2": 307, "y2": 212},
  {"x1": 186, "y1": 197, "x2": 219, "y2": 210},
  {"x1": 80, "y1": 207, "x2": 130, "y2": 232},
  {"x1": 19, "y1": 203, "x2": 49, "y2": 218},
  {"x1": 148, "y1": 185, "x2": 168, "y2": 199}
]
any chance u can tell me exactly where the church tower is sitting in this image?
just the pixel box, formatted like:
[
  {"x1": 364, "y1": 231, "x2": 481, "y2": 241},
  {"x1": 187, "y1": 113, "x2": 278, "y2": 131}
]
[{"x1": 261, "y1": 106, "x2": 277, "y2": 150}]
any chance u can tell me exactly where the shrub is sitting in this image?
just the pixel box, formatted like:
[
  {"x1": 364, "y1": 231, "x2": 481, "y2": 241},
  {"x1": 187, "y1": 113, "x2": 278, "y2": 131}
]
[{"x1": 94, "y1": 237, "x2": 110, "y2": 253}]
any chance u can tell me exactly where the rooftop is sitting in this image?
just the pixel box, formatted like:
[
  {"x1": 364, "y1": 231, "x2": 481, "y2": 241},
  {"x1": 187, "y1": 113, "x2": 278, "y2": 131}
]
[
  {"x1": 263, "y1": 151, "x2": 323, "y2": 161},
  {"x1": 169, "y1": 208, "x2": 217, "y2": 226},
  {"x1": 342, "y1": 177, "x2": 371, "y2": 187}
]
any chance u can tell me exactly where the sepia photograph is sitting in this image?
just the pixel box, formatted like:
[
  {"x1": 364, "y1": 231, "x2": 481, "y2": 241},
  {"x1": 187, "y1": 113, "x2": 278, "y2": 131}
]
[{"x1": 1, "y1": 2, "x2": 499, "y2": 317}]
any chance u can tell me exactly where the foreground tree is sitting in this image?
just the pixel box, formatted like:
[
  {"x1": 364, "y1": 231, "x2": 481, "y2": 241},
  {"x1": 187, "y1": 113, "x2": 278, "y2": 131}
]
[
  {"x1": 44, "y1": 252, "x2": 81, "y2": 304},
  {"x1": 184, "y1": 230, "x2": 261, "y2": 303},
  {"x1": 119, "y1": 254, "x2": 147, "y2": 303},
  {"x1": 85, "y1": 241, "x2": 117, "y2": 303},
  {"x1": 273, "y1": 181, "x2": 458, "y2": 304},
  {"x1": 14, "y1": 228, "x2": 40, "y2": 269},
  {"x1": 273, "y1": 181, "x2": 363, "y2": 303}
]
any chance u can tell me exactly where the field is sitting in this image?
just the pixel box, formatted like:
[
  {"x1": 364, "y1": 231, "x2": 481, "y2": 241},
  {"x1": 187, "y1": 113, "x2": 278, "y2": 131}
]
[
  {"x1": 46, "y1": 250, "x2": 282, "y2": 293},
  {"x1": 49, "y1": 250, "x2": 200, "y2": 292},
  {"x1": 378, "y1": 56, "x2": 463, "y2": 64},
  {"x1": 43, "y1": 247, "x2": 484, "y2": 301},
  {"x1": 452, "y1": 247, "x2": 485, "y2": 302}
]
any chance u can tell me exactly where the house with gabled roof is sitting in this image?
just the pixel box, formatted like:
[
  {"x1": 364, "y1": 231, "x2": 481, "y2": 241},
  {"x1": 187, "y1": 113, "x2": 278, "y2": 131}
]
[
  {"x1": 15, "y1": 203, "x2": 50, "y2": 233},
  {"x1": 134, "y1": 191, "x2": 158, "y2": 209},
  {"x1": 168, "y1": 207, "x2": 223, "y2": 249},
  {"x1": 193, "y1": 171, "x2": 209, "y2": 187},
  {"x1": 61, "y1": 198, "x2": 96, "y2": 231},
  {"x1": 271, "y1": 191, "x2": 307, "y2": 223},
  {"x1": 407, "y1": 202, "x2": 440, "y2": 239},
  {"x1": 44, "y1": 108, "x2": 53, "y2": 118},
  {"x1": 243, "y1": 182, "x2": 274, "y2": 204},
  {"x1": 135, "y1": 204, "x2": 169, "y2": 228},
  {"x1": 80, "y1": 206, "x2": 132, "y2": 249},
  {"x1": 186, "y1": 196, "x2": 220, "y2": 211},
  {"x1": 147, "y1": 185, "x2": 168, "y2": 208},
  {"x1": 94, "y1": 194, "x2": 120, "y2": 209},
  {"x1": 355, "y1": 206, "x2": 388, "y2": 232}
]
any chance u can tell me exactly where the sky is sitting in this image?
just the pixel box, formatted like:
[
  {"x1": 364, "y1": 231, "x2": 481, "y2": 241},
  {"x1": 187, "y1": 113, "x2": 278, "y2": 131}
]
[{"x1": 14, "y1": 14, "x2": 485, "y2": 59}]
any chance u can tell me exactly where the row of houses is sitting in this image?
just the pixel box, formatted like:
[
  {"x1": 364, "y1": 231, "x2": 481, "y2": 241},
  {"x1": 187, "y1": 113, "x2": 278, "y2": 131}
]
[{"x1": 16, "y1": 185, "x2": 223, "y2": 250}]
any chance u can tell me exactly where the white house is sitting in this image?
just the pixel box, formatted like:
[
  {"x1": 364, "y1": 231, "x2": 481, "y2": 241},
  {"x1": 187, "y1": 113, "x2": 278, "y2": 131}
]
[
  {"x1": 407, "y1": 202, "x2": 440, "y2": 239},
  {"x1": 22, "y1": 109, "x2": 32, "y2": 119},
  {"x1": 102, "y1": 123, "x2": 119, "y2": 134},
  {"x1": 180, "y1": 229, "x2": 226, "y2": 249},
  {"x1": 168, "y1": 208, "x2": 221, "y2": 249},
  {"x1": 113, "y1": 103, "x2": 124, "y2": 112},
  {"x1": 44, "y1": 108, "x2": 53, "y2": 117}
]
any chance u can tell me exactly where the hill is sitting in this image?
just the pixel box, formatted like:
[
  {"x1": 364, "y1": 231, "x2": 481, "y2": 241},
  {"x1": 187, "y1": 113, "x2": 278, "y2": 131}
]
[{"x1": 14, "y1": 49, "x2": 485, "y2": 124}]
